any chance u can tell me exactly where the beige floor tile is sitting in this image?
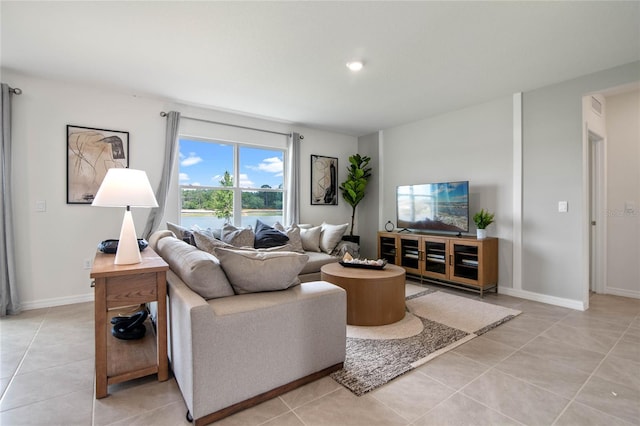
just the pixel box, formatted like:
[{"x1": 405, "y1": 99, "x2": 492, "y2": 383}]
[
  {"x1": 609, "y1": 335, "x2": 640, "y2": 363},
  {"x1": 0, "y1": 388, "x2": 93, "y2": 426},
  {"x1": 594, "y1": 354, "x2": 640, "y2": 390},
  {"x1": 558, "y1": 313, "x2": 630, "y2": 334},
  {"x1": 554, "y1": 401, "x2": 635, "y2": 426},
  {"x1": 106, "y1": 400, "x2": 191, "y2": 426},
  {"x1": 412, "y1": 392, "x2": 520, "y2": 426},
  {"x1": 0, "y1": 349, "x2": 25, "y2": 380},
  {"x1": 520, "y1": 335, "x2": 605, "y2": 374},
  {"x1": 496, "y1": 350, "x2": 590, "y2": 399},
  {"x1": 294, "y1": 387, "x2": 407, "y2": 426},
  {"x1": 94, "y1": 377, "x2": 183, "y2": 426},
  {"x1": 262, "y1": 411, "x2": 305, "y2": 426},
  {"x1": 0, "y1": 358, "x2": 94, "y2": 411},
  {"x1": 18, "y1": 341, "x2": 94, "y2": 374},
  {"x1": 480, "y1": 323, "x2": 538, "y2": 349},
  {"x1": 497, "y1": 313, "x2": 556, "y2": 335},
  {"x1": 542, "y1": 323, "x2": 622, "y2": 354},
  {"x1": 461, "y1": 369, "x2": 569, "y2": 426},
  {"x1": 371, "y1": 370, "x2": 454, "y2": 422},
  {"x1": 575, "y1": 375, "x2": 640, "y2": 424},
  {"x1": 214, "y1": 397, "x2": 291, "y2": 426},
  {"x1": 453, "y1": 336, "x2": 516, "y2": 366},
  {"x1": 417, "y1": 352, "x2": 489, "y2": 390},
  {"x1": 280, "y1": 376, "x2": 341, "y2": 409},
  {"x1": 515, "y1": 300, "x2": 571, "y2": 322}
]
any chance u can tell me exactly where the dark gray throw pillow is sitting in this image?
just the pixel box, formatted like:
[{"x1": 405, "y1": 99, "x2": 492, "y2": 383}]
[{"x1": 254, "y1": 219, "x2": 289, "y2": 249}]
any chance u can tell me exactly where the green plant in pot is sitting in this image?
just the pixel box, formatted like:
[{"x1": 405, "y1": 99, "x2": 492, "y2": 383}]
[
  {"x1": 473, "y1": 209, "x2": 495, "y2": 239},
  {"x1": 339, "y1": 154, "x2": 372, "y2": 244}
]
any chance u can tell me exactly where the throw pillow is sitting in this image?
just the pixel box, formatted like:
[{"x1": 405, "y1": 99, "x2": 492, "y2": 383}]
[
  {"x1": 166, "y1": 222, "x2": 196, "y2": 246},
  {"x1": 156, "y1": 236, "x2": 235, "y2": 300},
  {"x1": 254, "y1": 219, "x2": 289, "y2": 249},
  {"x1": 221, "y1": 223, "x2": 255, "y2": 247},
  {"x1": 320, "y1": 222, "x2": 349, "y2": 254},
  {"x1": 193, "y1": 230, "x2": 234, "y2": 253},
  {"x1": 300, "y1": 225, "x2": 322, "y2": 252},
  {"x1": 215, "y1": 248, "x2": 308, "y2": 294},
  {"x1": 273, "y1": 222, "x2": 304, "y2": 253}
]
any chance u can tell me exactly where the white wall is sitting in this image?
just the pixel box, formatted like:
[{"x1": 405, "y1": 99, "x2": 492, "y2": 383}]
[
  {"x1": 521, "y1": 61, "x2": 640, "y2": 306},
  {"x1": 356, "y1": 131, "x2": 381, "y2": 259},
  {"x1": 605, "y1": 89, "x2": 640, "y2": 297},
  {"x1": 380, "y1": 96, "x2": 514, "y2": 289},
  {"x1": 4, "y1": 70, "x2": 356, "y2": 309}
]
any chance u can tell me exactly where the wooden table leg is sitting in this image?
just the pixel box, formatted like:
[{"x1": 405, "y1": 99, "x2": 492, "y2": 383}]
[
  {"x1": 156, "y1": 271, "x2": 169, "y2": 381},
  {"x1": 94, "y1": 277, "x2": 108, "y2": 398}
]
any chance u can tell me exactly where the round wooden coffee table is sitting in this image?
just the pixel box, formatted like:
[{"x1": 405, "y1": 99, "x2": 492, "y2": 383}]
[{"x1": 321, "y1": 262, "x2": 406, "y2": 326}]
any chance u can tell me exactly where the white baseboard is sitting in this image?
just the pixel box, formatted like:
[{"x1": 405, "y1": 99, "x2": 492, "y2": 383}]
[
  {"x1": 604, "y1": 286, "x2": 640, "y2": 299},
  {"x1": 499, "y1": 287, "x2": 586, "y2": 311},
  {"x1": 21, "y1": 293, "x2": 94, "y2": 311}
]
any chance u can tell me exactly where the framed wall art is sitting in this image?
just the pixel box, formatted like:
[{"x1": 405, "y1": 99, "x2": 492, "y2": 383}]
[
  {"x1": 67, "y1": 125, "x2": 129, "y2": 204},
  {"x1": 310, "y1": 154, "x2": 338, "y2": 205}
]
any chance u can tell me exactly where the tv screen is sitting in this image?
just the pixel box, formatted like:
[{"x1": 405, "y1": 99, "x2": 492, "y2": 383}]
[{"x1": 396, "y1": 181, "x2": 469, "y2": 233}]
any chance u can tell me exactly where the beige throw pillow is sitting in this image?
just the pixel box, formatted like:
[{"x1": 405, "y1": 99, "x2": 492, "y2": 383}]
[
  {"x1": 221, "y1": 224, "x2": 255, "y2": 247},
  {"x1": 215, "y1": 248, "x2": 309, "y2": 294},
  {"x1": 320, "y1": 222, "x2": 349, "y2": 254},
  {"x1": 273, "y1": 222, "x2": 304, "y2": 253},
  {"x1": 300, "y1": 225, "x2": 322, "y2": 252},
  {"x1": 193, "y1": 230, "x2": 234, "y2": 253}
]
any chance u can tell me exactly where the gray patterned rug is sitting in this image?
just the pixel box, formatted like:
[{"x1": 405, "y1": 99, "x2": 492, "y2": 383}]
[{"x1": 330, "y1": 289, "x2": 520, "y2": 396}]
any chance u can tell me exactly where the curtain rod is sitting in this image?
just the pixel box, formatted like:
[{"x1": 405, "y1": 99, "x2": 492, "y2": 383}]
[
  {"x1": 160, "y1": 111, "x2": 301, "y2": 138},
  {"x1": 9, "y1": 87, "x2": 22, "y2": 95}
]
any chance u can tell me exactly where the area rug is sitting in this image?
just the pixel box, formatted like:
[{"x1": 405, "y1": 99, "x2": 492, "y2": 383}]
[{"x1": 330, "y1": 288, "x2": 521, "y2": 396}]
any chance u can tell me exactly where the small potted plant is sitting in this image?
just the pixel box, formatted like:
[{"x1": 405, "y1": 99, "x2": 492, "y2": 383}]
[
  {"x1": 339, "y1": 153, "x2": 372, "y2": 244},
  {"x1": 473, "y1": 209, "x2": 495, "y2": 239}
]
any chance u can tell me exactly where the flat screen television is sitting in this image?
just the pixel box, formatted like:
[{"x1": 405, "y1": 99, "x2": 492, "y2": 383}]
[{"x1": 396, "y1": 181, "x2": 469, "y2": 233}]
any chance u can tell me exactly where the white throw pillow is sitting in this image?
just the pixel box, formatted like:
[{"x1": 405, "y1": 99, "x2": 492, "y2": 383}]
[
  {"x1": 215, "y1": 248, "x2": 308, "y2": 294},
  {"x1": 273, "y1": 222, "x2": 304, "y2": 253},
  {"x1": 320, "y1": 222, "x2": 349, "y2": 254},
  {"x1": 300, "y1": 226, "x2": 322, "y2": 252},
  {"x1": 193, "y1": 230, "x2": 234, "y2": 253},
  {"x1": 221, "y1": 224, "x2": 255, "y2": 247}
]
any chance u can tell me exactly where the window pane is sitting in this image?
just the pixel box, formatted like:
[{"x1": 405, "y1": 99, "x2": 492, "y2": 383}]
[
  {"x1": 239, "y1": 146, "x2": 284, "y2": 189},
  {"x1": 241, "y1": 190, "x2": 283, "y2": 227},
  {"x1": 181, "y1": 188, "x2": 233, "y2": 229},
  {"x1": 179, "y1": 139, "x2": 233, "y2": 188}
]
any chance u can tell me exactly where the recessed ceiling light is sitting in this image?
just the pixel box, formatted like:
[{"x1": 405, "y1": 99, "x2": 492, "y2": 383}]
[{"x1": 346, "y1": 61, "x2": 364, "y2": 72}]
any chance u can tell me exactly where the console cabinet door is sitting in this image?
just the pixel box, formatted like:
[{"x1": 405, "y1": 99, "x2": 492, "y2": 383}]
[
  {"x1": 421, "y1": 236, "x2": 448, "y2": 280},
  {"x1": 398, "y1": 235, "x2": 422, "y2": 276}
]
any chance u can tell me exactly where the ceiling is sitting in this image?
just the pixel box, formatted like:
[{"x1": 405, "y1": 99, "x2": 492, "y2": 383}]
[{"x1": 2, "y1": 1, "x2": 639, "y2": 136}]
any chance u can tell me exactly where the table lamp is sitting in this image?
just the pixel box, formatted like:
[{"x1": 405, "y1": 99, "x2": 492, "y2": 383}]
[{"x1": 92, "y1": 168, "x2": 158, "y2": 265}]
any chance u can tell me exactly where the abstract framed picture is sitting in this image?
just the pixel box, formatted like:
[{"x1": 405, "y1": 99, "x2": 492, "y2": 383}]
[
  {"x1": 66, "y1": 125, "x2": 129, "y2": 204},
  {"x1": 310, "y1": 154, "x2": 338, "y2": 205}
]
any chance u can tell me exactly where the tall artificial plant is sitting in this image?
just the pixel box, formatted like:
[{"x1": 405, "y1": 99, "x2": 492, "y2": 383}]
[{"x1": 339, "y1": 154, "x2": 372, "y2": 236}]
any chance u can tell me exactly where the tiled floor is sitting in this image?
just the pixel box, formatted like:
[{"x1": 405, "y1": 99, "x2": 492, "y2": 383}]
[{"x1": 1, "y1": 282, "x2": 639, "y2": 425}]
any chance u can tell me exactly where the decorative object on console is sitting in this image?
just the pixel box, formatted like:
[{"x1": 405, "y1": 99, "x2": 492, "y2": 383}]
[
  {"x1": 385, "y1": 220, "x2": 395, "y2": 232},
  {"x1": 92, "y1": 168, "x2": 158, "y2": 265},
  {"x1": 473, "y1": 208, "x2": 495, "y2": 239},
  {"x1": 67, "y1": 125, "x2": 129, "y2": 204},
  {"x1": 310, "y1": 155, "x2": 338, "y2": 205},
  {"x1": 339, "y1": 153, "x2": 372, "y2": 244}
]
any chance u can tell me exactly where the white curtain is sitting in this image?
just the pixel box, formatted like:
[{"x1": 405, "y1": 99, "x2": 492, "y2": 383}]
[
  {"x1": 284, "y1": 132, "x2": 301, "y2": 225},
  {"x1": 143, "y1": 111, "x2": 181, "y2": 239},
  {"x1": 0, "y1": 83, "x2": 20, "y2": 316}
]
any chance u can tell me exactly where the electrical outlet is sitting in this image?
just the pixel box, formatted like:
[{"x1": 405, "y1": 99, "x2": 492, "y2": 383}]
[
  {"x1": 83, "y1": 259, "x2": 92, "y2": 269},
  {"x1": 558, "y1": 201, "x2": 568, "y2": 213}
]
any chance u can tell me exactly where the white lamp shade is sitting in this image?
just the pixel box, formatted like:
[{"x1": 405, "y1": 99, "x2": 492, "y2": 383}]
[{"x1": 92, "y1": 168, "x2": 158, "y2": 208}]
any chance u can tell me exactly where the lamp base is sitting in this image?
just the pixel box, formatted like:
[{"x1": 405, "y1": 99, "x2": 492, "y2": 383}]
[{"x1": 114, "y1": 209, "x2": 142, "y2": 265}]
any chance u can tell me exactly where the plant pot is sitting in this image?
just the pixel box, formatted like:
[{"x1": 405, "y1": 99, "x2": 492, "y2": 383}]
[
  {"x1": 476, "y1": 229, "x2": 487, "y2": 240},
  {"x1": 342, "y1": 235, "x2": 360, "y2": 245}
]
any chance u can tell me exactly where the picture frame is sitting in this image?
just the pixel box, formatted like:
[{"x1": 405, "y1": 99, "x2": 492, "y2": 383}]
[
  {"x1": 66, "y1": 125, "x2": 129, "y2": 204},
  {"x1": 310, "y1": 154, "x2": 338, "y2": 205}
]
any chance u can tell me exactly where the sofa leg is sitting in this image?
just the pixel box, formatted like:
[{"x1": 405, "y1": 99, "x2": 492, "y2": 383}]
[{"x1": 186, "y1": 410, "x2": 193, "y2": 423}]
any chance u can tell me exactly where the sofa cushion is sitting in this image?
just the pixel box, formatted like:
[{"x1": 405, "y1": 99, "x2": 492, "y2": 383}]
[
  {"x1": 300, "y1": 251, "x2": 340, "y2": 275},
  {"x1": 167, "y1": 222, "x2": 196, "y2": 246},
  {"x1": 320, "y1": 222, "x2": 349, "y2": 254},
  {"x1": 156, "y1": 236, "x2": 234, "y2": 299},
  {"x1": 221, "y1": 224, "x2": 255, "y2": 247},
  {"x1": 300, "y1": 225, "x2": 322, "y2": 252},
  {"x1": 215, "y1": 248, "x2": 308, "y2": 294},
  {"x1": 254, "y1": 219, "x2": 289, "y2": 249},
  {"x1": 273, "y1": 222, "x2": 304, "y2": 253}
]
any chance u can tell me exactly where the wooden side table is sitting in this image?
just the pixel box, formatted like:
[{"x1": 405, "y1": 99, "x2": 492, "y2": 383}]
[{"x1": 90, "y1": 247, "x2": 169, "y2": 398}]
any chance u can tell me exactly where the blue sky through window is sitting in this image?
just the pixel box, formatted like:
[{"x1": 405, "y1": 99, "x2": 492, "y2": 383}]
[{"x1": 179, "y1": 138, "x2": 284, "y2": 189}]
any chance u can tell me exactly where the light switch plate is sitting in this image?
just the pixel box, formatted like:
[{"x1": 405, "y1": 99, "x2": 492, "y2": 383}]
[{"x1": 558, "y1": 201, "x2": 568, "y2": 213}]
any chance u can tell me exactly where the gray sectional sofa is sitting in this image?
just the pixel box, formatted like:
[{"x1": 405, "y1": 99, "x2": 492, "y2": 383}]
[{"x1": 148, "y1": 230, "x2": 347, "y2": 425}]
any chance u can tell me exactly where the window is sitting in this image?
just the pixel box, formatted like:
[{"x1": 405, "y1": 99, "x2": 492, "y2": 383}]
[{"x1": 179, "y1": 138, "x2": 285, "y2": 229}]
